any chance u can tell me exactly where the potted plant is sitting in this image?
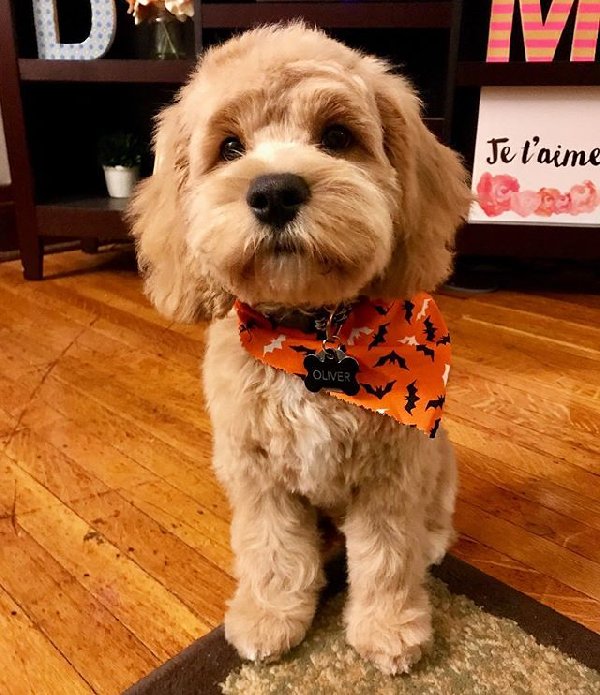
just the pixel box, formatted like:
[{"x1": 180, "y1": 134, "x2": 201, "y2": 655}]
[{"x1": 98, "y1": 132, "x2": 143, "y2": 198}]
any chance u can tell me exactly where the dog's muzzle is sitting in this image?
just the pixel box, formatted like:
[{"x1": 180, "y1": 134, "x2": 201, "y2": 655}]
[{"x1": 246, "y1": 173, "x2": 310, "y2": 229}]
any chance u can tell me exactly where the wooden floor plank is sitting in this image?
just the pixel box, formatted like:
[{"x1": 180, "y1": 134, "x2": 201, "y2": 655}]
[
  {"x1": 447, "y1": 419, "x2": 600, "y2": 503},
  {"x1": 0, "y1": 372, "x2": 39, "y2": 421},
  {"x1": 446, "y1": 396, "x2": 599, "y2": 476},
  {"x1": 46, "y1": 356, "x2": 212, "y2": 460},
  {"x1": 446, "y1": 295, "x2": 600, "y2": 353},
  {"x1": 458, "y1": 471, "x2": 600, "y2": 565},
  {"x1": 472, "y1": 291, "x2": 600, "y2": 331},
  {"x1": 455, "y1": 445, "x2": 600, "y2": 531},
  {"x1": 539, "y1": 577, "x2": 600, "y2": 634},
  {"x1": 0, "y1": 520, "x2": 158, "y2": 695},
  {"x1": 69, "y1": 490, "x2": 234, "y2": 625},
  {"x1": 5, "y1": 428, "x2": 109, "y2": 505},
  {"x1": 0, "y1": 274, "x2": 203, "y2": 377},
  {"x1": 62, "y1": 340, "x2": 208, "y2": 422},
  {"x1": 451, "y1": 536, "x2": 600, "y2": 634},
  {"x1": 2, "y1": 457, "x2": 211, "y2": 661},
  {"x1": 449, "y1": 357, "x2": 600, "y2": 432},
  {"x1": 35, "y1": 417, "x2": 155, "y2": 490},
  {"x1": 0, "y1": 585, "x2": 92, "y2": 695},
  {"x1": 438, "y1": 295, "x2": 600, "y2": 397},
  {"x1": 30, "y1": 377, "x2": 229, "y2": 516},
  {"x1": 455, "y1": 499, "x2": 600, "y2": 603},
  {"x1": 0, "y1": 267, "x2": 99, "y2": 326},
  {"x1": 451, "y1": 349, "x2": 600, "y2": 409},
  {"x1": 0, "y1": 263, "x2": 203, "y2": 364},
  {"x1": 1, "y1": 453, "x2": 65, "y2": 518},
  {"x1": 124, "y1": 480, "x2": 233, "y2": 571}
]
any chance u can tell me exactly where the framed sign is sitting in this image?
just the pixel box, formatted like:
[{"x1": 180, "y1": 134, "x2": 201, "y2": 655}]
[{"x1": 470, "y1": 86, "x2": 600, "y2": 226}]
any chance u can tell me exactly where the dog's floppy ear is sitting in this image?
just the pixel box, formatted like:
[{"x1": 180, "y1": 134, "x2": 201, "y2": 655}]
[
  {"x1": 128, "y1": 101, "x2": 232, "y2": 322},
  {"x1": 369, "y1": 70, "x2": 471, "y2": 297}
]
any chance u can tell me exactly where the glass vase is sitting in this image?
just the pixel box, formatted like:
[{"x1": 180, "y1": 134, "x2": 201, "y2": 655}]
[{"x1": 137, "y1": 10, "x2": 194, "y2": 60}]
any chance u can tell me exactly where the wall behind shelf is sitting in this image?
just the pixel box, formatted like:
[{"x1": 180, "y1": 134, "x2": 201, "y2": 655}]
[
  {"x1": 330, "y1": 28, "x2": 450, "y2": 116},
  {"x1": 22, "y1": 82, "x2": 179, "y2": 201}
]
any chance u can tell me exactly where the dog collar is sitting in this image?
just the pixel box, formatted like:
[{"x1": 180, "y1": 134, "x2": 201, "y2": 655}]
[
  {"x1": 253, "y1": 303, "x2": 355, "y2": 335},
  {"x1": 235, "y1": 293, "x2": 451, "y2": 437}
]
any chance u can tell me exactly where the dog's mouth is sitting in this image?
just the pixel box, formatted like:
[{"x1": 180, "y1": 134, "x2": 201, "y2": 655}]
[{"x1": 259, "y1": 230, "x2": 306, "y2": 256}]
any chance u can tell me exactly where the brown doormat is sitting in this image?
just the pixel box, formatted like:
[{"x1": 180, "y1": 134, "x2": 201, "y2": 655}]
[{"x1": 125, "y1": 556, "x2": 600, "y2": 695}]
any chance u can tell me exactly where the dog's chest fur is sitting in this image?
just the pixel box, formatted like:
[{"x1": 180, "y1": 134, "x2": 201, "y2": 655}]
[{"x1": 203, "y1": 314, "x2": 435, "y2": 509}]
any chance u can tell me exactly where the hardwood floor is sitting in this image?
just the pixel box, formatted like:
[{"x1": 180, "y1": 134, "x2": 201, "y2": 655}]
[{"x1": 0, "y1": 249, "x2": 598, "y2": 694}]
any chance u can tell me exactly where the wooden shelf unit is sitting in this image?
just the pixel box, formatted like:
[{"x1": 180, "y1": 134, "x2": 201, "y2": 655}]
[
  {"x1": 455, "y1": 223, "x2": 599, "y2": 258},
  {"x1": 456, "y1": 61, "x2": 600, "y2": 87},
  {"x1": 200, "y1": 2, "x2": 454, "y2": 29},
  {"x1": 36, "y1": 197, "x2": 129, "y2": 239},
  {"x1": 1, "y1": 0, "x2": 462, "y2": 279},
  {"x1": 19, "y1": 59, "x2": 195, "y2": 84}
]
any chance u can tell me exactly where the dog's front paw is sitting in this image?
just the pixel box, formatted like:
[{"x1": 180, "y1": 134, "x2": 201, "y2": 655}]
[
  {"x1": 345, "y1": 589, "x2": 432, "y2": 675},
  {"x1": 225, "y1": 590, "x2": 316, "y2": 662}
]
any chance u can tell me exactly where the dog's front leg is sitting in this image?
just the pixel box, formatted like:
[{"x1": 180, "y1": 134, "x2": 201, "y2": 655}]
[
  {"x1": 224, "y1": 481, "x2": 324, "y2": 662},
  {"x1": 343, "y1": 476, "x2": 432, "y2": 675}
]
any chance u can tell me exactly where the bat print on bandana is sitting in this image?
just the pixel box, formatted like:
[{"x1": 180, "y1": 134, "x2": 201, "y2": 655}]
[
  {"x1": 403, "y1": 300, "x2": 415, "y2": 323},
  {"x1": 347, "y1": 326, "x2": 373, "y2": 346},
  {"x1": 368, "y1": 323, "x2": 389, "y2": 349},
  {"x1": 239, "y1": 318, "x2": 258, "y2": 339},
  {"x1": 236, "y1": 292, "x2": 451, "y2": 437},
  {"x1": 416, "y1": 343, "x2": 435, "y2": 361},
  {"x1": 290, "y1": 345, "x2": 316, "y2": 355},
  {"x1": 416, "y1": 297, "x2": 432, "y2": 321},
  {"x1": 362, "y1": 380, "x2": 396, "y2": 399},
  {"x1": 423, "y1": 316, "x2": 437, "y2": 342},
  {"x1": 442, "y1": 363, "x2": 451, "y2": 386},
  {"x1": 373, "y1": 351, "x2": 408, "y2": 369},
  {"x1": 426, "y1": 395, "x2": 445, "y2": 410},
  {"x1": 374, "y1": 303, "x2": 393, "y2": 316},
  {"x1": 404, "y1": 381, "x2": 420, "y2": 414},
  {"x1": 263, "y1": 334, "x2": 286, "y2": 355}
]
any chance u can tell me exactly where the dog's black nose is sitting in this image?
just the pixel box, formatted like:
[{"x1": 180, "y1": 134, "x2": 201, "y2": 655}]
[{"x1": 246, "y1": 174, "x2": 310, "y2": 228}]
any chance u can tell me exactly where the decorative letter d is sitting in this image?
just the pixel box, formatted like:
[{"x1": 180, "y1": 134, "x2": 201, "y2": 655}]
[{"x1": 33, "y1": 0, "x2": 117, "y2": 60}]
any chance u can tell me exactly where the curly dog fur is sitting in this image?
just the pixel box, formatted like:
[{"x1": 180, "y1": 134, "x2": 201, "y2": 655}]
[{"x1": 129, "y1": 23, "x2": 471, "y2": 674}]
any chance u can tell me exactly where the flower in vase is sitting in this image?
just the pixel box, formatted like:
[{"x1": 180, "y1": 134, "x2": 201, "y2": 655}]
[
  {"x1": 126, "y1": 0, "x2": 194, "y2": 23},
  {"x1": 166, "y1": 0, "x2": 195, "y2": 20}
]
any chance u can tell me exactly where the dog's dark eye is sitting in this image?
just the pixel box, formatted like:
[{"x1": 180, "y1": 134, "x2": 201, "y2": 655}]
[
  {"x1": 220, "y1": 136, "x2": 245, "y2": 162},
  {"x1": 320, "y1": 124, "x2": 353, "y2": 152}
]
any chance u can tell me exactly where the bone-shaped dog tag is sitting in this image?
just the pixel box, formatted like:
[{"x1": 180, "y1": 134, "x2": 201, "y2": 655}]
[{"x1": 303, "y1": 349, "x2": 360, "y2": 396}]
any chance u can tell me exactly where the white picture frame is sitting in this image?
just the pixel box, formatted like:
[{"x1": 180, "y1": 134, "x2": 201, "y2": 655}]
[{"x1": 470, "y1": 87, "x2": 600, "y2": 226}]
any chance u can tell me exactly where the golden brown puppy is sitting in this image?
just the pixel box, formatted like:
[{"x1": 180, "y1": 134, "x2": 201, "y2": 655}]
[{"x1": 129, "y1": 23, "x2": 470, "y2": 675}]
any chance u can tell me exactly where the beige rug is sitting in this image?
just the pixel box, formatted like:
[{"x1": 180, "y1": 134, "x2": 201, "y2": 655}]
[
  {"x1": 222, "y1": 576, "x2": 599, "y2": 695},
  {"x1": 126, "y1": 557, "x2": 600, "y2": 695}
]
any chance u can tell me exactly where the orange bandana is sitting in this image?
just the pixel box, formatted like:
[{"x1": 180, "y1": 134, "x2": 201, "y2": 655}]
[{"x1": 235, "y1": 293, "x2": 450, "y2": 437}]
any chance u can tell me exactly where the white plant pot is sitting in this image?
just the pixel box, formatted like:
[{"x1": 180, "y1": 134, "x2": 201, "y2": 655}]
[{"x1": 103, "y1": 165, "x2": 140, "y2": 198}]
